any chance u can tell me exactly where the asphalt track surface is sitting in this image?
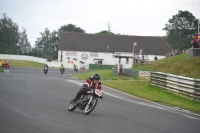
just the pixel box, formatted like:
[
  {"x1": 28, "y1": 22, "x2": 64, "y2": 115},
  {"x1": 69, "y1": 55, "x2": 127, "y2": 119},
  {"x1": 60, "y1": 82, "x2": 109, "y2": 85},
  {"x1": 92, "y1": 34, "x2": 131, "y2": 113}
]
[{"x1": 0, "y1": 68, "x2": 200, "y2": 133}]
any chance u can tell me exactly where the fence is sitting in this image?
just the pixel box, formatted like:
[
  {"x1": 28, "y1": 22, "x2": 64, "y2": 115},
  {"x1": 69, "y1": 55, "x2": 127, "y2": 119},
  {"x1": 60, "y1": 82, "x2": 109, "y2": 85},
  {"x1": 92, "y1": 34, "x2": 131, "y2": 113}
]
[
  {"x1": 123, "y1": 69, "x2": 139, "y2": 77},
  {"x1": 89, "y1": 64, "x2": 114, "y2": 70},
  {"x1": 111, "y1": 67, "x2": 139, "y2": 77},
  {"x1": 150, "y1": 72, "x2": 200, "y2": 100},
  {"x1": 188, "y1": 48, "x2": 200, "y2": 57},
  {"x1": 112, "y1": 67, "x2": 118, "y2": 76}
]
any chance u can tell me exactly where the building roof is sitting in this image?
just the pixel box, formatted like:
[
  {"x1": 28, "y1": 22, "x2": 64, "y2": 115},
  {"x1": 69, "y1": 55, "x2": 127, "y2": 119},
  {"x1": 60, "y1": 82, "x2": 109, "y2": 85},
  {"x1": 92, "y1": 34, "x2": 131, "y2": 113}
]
[{"x1": 59, "y1": 32, "x2": 172, "y2": 55}]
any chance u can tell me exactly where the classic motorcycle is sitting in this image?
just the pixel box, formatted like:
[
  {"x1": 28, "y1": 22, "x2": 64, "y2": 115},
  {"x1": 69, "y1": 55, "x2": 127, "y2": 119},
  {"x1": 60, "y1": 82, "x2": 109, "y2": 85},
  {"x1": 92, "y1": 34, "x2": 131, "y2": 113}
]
[
  {"x1": 2, "y1": 63, "x2": 10, "y2": 68},
  {"x1": 60, "y1": 68, "x2": 65, "y2": 75},
  {"x1": 74, "y1": 66, "x2": 78, "y2": 72},
  {"x1": 68, "y1": 88, "x2": 103, "y2": 115}
]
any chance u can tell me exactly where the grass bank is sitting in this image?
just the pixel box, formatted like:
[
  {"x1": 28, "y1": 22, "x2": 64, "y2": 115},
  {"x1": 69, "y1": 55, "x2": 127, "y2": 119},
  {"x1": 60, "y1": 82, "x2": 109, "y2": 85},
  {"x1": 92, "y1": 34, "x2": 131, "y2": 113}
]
[
  {"x1": 133, "y1": 54, "x2": 200, "y2": 79},
  {"x1": 69, "y1": 70, "x2": 200, "y2": 113},
  {"x1": 2, "y1": 59, "x2": 45, "y2": 68}
]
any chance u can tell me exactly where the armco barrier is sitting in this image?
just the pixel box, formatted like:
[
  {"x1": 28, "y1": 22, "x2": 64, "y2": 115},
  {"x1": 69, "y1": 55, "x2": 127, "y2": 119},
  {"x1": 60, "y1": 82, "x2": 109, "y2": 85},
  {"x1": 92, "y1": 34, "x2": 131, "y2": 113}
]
[
  {"x1": 123, "y1": 69, "x2": 139, "y2": 77},
  {"x1": 188, "y1": 48, "x2": 200, "y2": 57},
  {"x1": 89, "y1": 64, "x2": 113, "y2": 69},
  {"x1": 150, "y1": 72, "x2": 200, "y2": 100},
  {"x1": 112, "y1": 67, "x2": 118, "y2": 76}
]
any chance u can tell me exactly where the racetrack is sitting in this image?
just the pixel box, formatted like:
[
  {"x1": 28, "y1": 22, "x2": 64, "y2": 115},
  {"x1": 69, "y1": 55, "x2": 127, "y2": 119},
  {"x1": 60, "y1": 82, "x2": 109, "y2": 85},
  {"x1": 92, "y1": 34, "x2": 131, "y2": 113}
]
[{"x1": 0, "y1": 68, "x2": 200, "y2": 133}]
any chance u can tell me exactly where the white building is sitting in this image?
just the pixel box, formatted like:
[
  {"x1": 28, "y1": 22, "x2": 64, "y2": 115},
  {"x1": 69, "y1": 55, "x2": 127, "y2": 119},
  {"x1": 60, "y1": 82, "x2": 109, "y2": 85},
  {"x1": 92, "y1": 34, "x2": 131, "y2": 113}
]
[{"x1": 58, "y1": 32, "x2": 172, "y2": 70}]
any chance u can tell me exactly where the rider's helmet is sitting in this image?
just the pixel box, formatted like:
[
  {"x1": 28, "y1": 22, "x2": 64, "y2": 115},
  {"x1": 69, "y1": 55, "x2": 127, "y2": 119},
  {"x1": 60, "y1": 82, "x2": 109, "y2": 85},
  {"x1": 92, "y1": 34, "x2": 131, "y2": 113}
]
[{"x1": 92, "y1": 73, "x2": 100, "y2": 80}]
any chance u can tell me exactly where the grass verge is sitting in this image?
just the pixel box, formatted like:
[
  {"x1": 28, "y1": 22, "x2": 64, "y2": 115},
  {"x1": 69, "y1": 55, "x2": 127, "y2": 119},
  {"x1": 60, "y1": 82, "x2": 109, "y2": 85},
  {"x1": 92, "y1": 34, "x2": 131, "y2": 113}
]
[
  {"x1": 2, "y1": 59, "x2": 45, "y2": 68},
  {"x1": 133, "y1": 54, "x2": 200, "y2": 79}
]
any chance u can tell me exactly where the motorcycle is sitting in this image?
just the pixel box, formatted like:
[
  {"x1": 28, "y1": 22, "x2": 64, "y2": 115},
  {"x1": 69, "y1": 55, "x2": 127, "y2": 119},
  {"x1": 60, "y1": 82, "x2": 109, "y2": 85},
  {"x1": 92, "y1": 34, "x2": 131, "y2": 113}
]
[
  {"x1": 2, "y1": 63, "x2": 10, "y2": 68},
  {"x1": 60, "y1": 68, "x2": 65, "y2": 75},
  {"x1": 74, "y1": 66, "x2": 78, "y2": 72},
  {"x1": 68, "y1": 88, "x2": 103, "y2": 115},
  {"x1": 44, "y1": 67, "x2": 48, "y2": 75}
]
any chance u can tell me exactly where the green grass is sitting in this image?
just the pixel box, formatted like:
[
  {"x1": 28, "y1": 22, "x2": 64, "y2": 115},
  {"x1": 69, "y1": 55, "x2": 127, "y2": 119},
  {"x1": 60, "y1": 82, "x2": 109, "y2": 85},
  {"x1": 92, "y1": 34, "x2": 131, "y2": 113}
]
[
  {"x1": 153, "y1": 54, "x2": 200, "y2": 78},
  {"x1": 103, "y1": 80, "x2": 200, "y2": 113},
  {"x1": 2, "y1": 59, "x2": 45, "y2": 68},
  {"x1": 133, "y1": 54, "x2": 200, "y2": 79}
]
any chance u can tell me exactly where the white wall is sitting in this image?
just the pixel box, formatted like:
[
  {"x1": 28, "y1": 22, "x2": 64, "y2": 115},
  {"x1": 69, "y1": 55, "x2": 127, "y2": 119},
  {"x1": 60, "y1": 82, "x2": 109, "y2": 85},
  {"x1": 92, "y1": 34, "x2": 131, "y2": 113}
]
[
  {"x1": 1, "y1": 53, "x2": 165, "y2": 69},
  {"x1": 58, "y1": 51, "x2": 116, "y2": 69},
  {"x1": 57, "y1": 51, "x2": 166, "y2": 69},
  {"x1": 0, "y1": 54, "x2": 60, "y2": 67}
]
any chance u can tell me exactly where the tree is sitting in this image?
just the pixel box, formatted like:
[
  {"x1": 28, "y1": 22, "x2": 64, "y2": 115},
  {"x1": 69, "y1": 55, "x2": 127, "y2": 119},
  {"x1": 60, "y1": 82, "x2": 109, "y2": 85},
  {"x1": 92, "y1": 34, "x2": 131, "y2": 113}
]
[
  {"x1": 96, "y1": 30, "x2": 115, "y2": 35},
  {"x1": 50, "y1": 30, "x2": 59, "y2": 59},
  {"x1": 96, "y1": 22, "x2": 115, "y2": 35},
  {"x1": 58, "y1": 24, "x2": 85, "y2": 33},
  {"x1": 163, "y1": 10, "x2": 198, "y2": 50},
  {"x1": 0, "y1": 13, "x2": 19, "y2": 54},
  {"x1": 34, "y1": 28, "x2": 59, "y2": 60},
  {"x1": 18, "y1": 27, "x2": 31, "y2": 55}
]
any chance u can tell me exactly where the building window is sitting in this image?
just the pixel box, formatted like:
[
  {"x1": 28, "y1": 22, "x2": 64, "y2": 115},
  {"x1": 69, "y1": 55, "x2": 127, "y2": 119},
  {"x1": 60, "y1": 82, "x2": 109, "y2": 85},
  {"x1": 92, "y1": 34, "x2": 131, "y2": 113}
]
[
  {"x1": 90, "y1": 52, "x2": 98, "y2": 57},
  {"x1": 65, "y1": 51, "x2": 77, "y2": 56}
]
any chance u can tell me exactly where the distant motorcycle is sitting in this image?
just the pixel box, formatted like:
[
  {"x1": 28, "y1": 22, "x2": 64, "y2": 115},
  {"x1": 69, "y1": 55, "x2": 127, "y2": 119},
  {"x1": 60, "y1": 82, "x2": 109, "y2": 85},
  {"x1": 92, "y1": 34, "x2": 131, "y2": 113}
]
[
  {"x1": 2, "y1": 63, "x2": 10, "y2": 68},
  {"x1": 44, "y1": 67, "x2": 48, "y2": 75},
  {"x1": 60, "y1": 68, "x2": 65, "y2": 75},
  {"x1": 68, "y1": 87, "x2": 103, "y2": 115},
  {"x1": 74, "y1": 66, "x2": 78, "y2": 72}
]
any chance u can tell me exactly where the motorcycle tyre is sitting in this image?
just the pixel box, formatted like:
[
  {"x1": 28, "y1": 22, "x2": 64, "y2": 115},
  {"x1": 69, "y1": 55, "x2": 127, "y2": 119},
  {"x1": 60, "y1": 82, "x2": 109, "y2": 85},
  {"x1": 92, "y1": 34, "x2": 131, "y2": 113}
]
[{"x1": 84, "y1": 99, "x2": 98, "y2": 115}]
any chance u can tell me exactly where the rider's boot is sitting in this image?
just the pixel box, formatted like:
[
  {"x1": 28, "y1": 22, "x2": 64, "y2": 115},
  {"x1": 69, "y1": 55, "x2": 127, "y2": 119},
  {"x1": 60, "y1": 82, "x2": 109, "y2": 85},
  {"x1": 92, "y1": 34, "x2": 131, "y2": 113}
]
[{"x1": 71, "y1": 91, "x2": 82, "y2": 104}]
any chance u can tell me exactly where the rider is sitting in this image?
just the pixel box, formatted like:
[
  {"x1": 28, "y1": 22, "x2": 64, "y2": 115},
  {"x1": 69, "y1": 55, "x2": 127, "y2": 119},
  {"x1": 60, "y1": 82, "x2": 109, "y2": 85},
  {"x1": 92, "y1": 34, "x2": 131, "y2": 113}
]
[
  {"x1": 44, "y1": 64, "x2": 49, "y2": 70},
  {"x1": 74, "y1": 64, "x2": 78, "y2": 72},
  {"x1": 60, "y1": 64, "x2": 65, "y2": 75},
  {"x1": 71, "y1": 73, "x2": 102, "y2": 104}
]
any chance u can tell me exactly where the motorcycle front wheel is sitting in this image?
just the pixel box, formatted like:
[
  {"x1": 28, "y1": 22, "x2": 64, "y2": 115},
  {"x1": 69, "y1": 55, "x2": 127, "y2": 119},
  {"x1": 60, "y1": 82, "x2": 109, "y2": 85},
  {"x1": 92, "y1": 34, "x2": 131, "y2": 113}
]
[{"x1": 84, "y1": 98, "x2": 98, "y2": 115}]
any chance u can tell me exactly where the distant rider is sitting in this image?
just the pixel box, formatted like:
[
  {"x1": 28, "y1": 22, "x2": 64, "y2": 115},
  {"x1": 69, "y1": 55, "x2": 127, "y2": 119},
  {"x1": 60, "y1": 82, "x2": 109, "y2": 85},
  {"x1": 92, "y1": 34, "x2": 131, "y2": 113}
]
[
  {"x1": 60, "y1": 64, "x2": 65, "y2": 76},
  {"x1": 44, "y1": 64, "x2": 49, "y2": 72},
  {"x1": 74, "y1": 64, "x2": 78, "y2": 72}
]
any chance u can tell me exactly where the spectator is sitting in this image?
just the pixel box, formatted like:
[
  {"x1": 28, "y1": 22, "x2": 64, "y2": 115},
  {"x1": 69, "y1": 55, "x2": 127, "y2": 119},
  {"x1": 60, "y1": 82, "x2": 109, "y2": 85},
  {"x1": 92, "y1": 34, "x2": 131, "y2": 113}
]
[
  {"x1": 154, "y1": 55, "x2": 158, "y2": 61},
  {"x1": 135, "y1": 54, "x2": 139, "y2": 64},
  {"x1": 138, "y1": 54, "x2": 142, "y2": 62}
]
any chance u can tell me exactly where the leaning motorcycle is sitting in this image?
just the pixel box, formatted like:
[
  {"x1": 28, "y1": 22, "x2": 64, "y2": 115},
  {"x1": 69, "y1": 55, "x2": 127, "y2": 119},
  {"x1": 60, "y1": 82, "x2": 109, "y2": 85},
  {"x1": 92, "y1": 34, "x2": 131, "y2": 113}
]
[{"x1": 68, "y1": 88, "x2": 103, "y2": 115}]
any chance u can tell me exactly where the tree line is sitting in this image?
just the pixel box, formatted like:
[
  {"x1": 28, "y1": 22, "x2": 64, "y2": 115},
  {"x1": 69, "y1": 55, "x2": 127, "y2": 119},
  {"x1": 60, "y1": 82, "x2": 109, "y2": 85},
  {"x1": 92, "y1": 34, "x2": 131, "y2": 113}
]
[{"x1": 0, "y1": 10, "x2": 199, "y2": 60}]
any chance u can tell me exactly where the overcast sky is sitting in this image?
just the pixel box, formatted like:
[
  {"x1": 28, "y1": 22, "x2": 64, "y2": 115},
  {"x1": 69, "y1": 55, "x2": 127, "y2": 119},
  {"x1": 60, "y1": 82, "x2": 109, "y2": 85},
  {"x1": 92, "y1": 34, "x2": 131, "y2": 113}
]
[{"x1": 0, "y1": 0, "x2": 200, "y2": 46}]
